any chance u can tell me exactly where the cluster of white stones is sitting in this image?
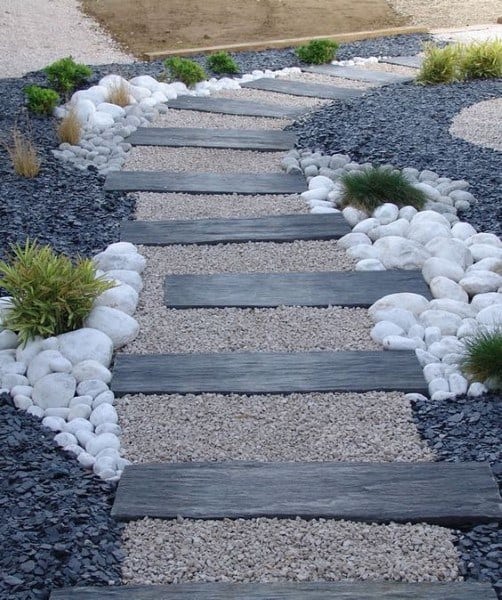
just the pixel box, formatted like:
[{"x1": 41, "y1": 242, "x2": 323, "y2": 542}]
[
  {"x1": 332, "y1": 56, "x2": 380, "y2": 67},
  {"x1": 287, "y1": 150, "x2": 502, "y2": 400},
  {"x1": 52, "y1": 67, "x2": 302, "y2": 175},
  {"x1": 0, "y1": 242, "x2": 145, "y2": 481}
]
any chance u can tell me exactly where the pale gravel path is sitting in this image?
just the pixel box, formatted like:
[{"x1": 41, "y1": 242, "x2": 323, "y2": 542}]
[
  {"x1": 135, "y1": 193, "x2": 307, "y2": 221},
  {"x1": 279, "y1": 72, "x2": 372, "y2": 90},
  {"x1": 122, "y1": 518, "x2": 460, "y2": 585},
  {"x1": 212, "y1": 88, "x2": 330, "y2": 110},
  {"x1": 388, "y1": 0, "x2": 501, "y2": 28},
  {"x1": 0, "y1": 0, "x2": 133, "y2": 78},
  {"x1": 450, "y1": 98, "x2": 502, "y2": 151},
  {"x1": 156, "y1": 110, "x2": 291, "y2": 130},
  {"x1": 123, "y1": 147, "x2": 285, "y2": 173},
  {"x1": 118, "y1": 391, "x2": 434, "y2": 463}
]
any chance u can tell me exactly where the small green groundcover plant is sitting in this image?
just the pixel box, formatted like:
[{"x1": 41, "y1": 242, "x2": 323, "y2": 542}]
[
  {"x1": 24, "y1": 85, "x2": 60, "y2": 115},
  {"x1": 340, "y1": 166, "x2": 427, "y2": 213},
  {"x1": 0, "y1": 240, "x2": 115, "y2": 345},
  {"x1": 164, "y1": 57, "x2": 206, "y2": 87},
  {"x1": 417, "y1": 40, "x2": 502, "y2": 84},
  {"x1": 295, "y1": 39, "x2": 339, "y2": 65},
  {"x1": 44, "y1": 56, "x2": 93, "y2": 96},
  {"x1": 461, "y1": 327, "x2": 502, "y2": 390},
  {"x1": 206, "y1": 51, "x2": 239, "y2": 74}
]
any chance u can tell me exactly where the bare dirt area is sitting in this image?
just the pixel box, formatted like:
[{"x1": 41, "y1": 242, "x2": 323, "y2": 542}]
[{"x1": 80, "y1": 0, "x2": 408, "y2": 57}]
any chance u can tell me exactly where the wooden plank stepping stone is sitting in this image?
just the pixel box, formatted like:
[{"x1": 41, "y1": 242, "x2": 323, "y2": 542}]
[
  {"x1": 380, "y1": 55, "x2": 423, "y2": 68},
  {"x1": 104, "y1": 171, "x2": 306, "y2": 194},
  {"x1": 121, "y1": 213, "x2": 350, "y2": 246},
  {"x1": 164, "y1": 270, "x2": 432, "y2": 309},
  {"x1": 111, "y1": 461, "x2": 502, "y2": 525},
  {"x1": 126, "y1": 127, "x2": 297, "y2": 151},
  {"x1": 50, "y1": 581, "x2": 499, "y2": 599},
  {"x1": 240, "y1": 77, "x2": 365, "y2": 100},
  {"x1": 167, "y1": 95, "x2": 305, "y2": 118},
  {"x1": 111, "y1": 351, "x2": 428, "y2": 396},
  {"x1": 302, "y1": 64, "x2": 414, "y2": 85}
]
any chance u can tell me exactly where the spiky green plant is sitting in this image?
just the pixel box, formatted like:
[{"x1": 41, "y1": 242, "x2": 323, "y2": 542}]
[
  {"x1": 461, "y1": 327, "x2": 502, "y2": 390},
  {"x1": 460, "y1": 39, "x2": 502, "y2": 80},
  {"x1": 417, "y1": 43, "x2": 463, "y2": 84},
  {"x1": 339, "y1": 167, "x2": 427, "y2": 212},
  {"x1": 295, "y1": 39, "x2": 339, "y2": 64},
  {"x1": 206, "y1": 51, "x2": 239, "y2": 74},
  {"x1": 44, "y1": 56, "x2": 92, "y2": 96},
  {"x1": 0, "y1": 240, "x2": 115, "y2": 345},
  {"x1": 164, "y1": 57, "x2": 206, "y2": 87},
  {"x1": 24, "y1": 85, "x2": 60, "y2": 115}
]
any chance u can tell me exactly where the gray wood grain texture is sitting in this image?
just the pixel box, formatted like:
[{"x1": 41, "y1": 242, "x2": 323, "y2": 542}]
[
  {"x1": 111, "y1": 351, "x2": 428, "y2": 395},
  {"x1": 380, "y1": 55, "x2": 423, "y2": 68},
  {"x1": 240, "y1": 78, "x2": 365, "y2": 99},
  {"x1": 126, "y1": 127, "x2": 297, "y2": 151},
  {"x1": 302, "y1": 65, "x2": 414, "y2": 85},
  {"x1": 120, "y1": 213, "x2": 350, "y2": 246},
  {"x1": 104, "y1": 172, "x2": 306, "y2": 194},
  {"x1": 111, "y1": 461, "x2": 502, "y2": 525},
  {"x1": 167, "y1": 95, "x2": 305, "y2": 118},
  {"x1": 164, "y1": 270, "x2": 432, "y2": 308},
  {"x1": 50, "y1": 581, "x2": 498, "y2": 599}
]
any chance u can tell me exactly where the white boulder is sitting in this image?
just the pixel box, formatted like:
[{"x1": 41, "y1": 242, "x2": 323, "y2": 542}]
[
  {"x1": 57, "y1": 328, "x2": 114, "y2": 367},
  {"x1": 338, "y1": 232, "x2": 372, "y2": 249},
  {"x1": 355, "y1": 259, "x2": 386, "y2": 271},
  {"x1": 84, "y1": 306, "x2": 139, "y2": 349},
  {"x1": 469, "y1": 244, "x2": 502, "y2": 261},
  {"x1": 425, "y1": 237, "x2": 473, "y2": 269},
  {"x1": 373, "y1": 203, "x2": 399, "y2": 225},
  {"x1": 370, "y1": 321, "x2": 405, "y2": 344},
  {"x1": 422, "y1": 257, "x2": 464, "y2": 284},
  {"x1": 342, "y1": 206, "x2": 367, "y2": 226},
  {"x1": 96, "y1": 102, "x2": 126, "y2": 119},
  {"x1": 369, "y1": 293, "x2": 429, "y2": 317},
  {"x1": 94, "y1": 250, "x2": 146, "y2": 273},
  {"x1": 86, "y1": 432, "x2": 121, "y2": 456},
  {"x1": 94, "y1": 282, "x2": 139, "y2": 315},
  {"x1": 477, "y1": 304, "x2": 502, "y2": 326},
  {"x1": 103, "y1": 269, "x2": 143, "y2": 293},
  {"x1": 26, "y1": 350, "x2": 64, "y2": 385},
  {"x1": 471, "y1": 292, "x2": 502, "y2": 312},
  {"x1": 370, "y1": 308, "x2": 417, "y2": 332},
  {"x1": 429, "y1": 276, "x2": 468, "y2": 303},
  {"x1": 89, "y1": 402, "x2": 118, "y2": 427},
  {"x1": 32, "y1": 373, "x2": 77, "y2": 409},
  {"x1": 428, "y1": 298, "x2": 475, "y2": 319},
  {"x1": 407, "y1": 222, "x2": 451, "y2": 245},
  {"x1": 373, "y1": 236, "x2": 430, "y2": 269},
  {"x1": 72, "y1": 360, "x2": 112, "y2": 383},
  {"x1": 459, "y1": 271, "x2": 502, "y2": 296},
  {"x1": 419, "y1": 310, "x2": 462, "y2": 335}
]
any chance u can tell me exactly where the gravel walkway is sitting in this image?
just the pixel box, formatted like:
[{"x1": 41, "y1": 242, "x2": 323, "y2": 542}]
[
  {"x1": 387, "y1": 0, "x2": 501, "y2": 28},
  {"x1": 156, "y1": 110, "x2": 291, "y2": 130},
  {"x1": 118, "y1": 391, "x2": 433, "y2": 463},
  {"x1": 122, "y1": 518, "x2": 460, "y2": 585},
  {"x1": 212, "y1": 88, "x2": 330, "y2": 110},
  {"x1": 134, "y1": 192, "x2": 307, "y2": 220},
  {"x1": 450, "y1": 98, "x2": 502, "y2": 151},
  {"x1": 278, "y1": 72, "x2": 372, "y2": 90},
  {"x1": 123, "y1": 147, "x2": 285, "y2": 173}
]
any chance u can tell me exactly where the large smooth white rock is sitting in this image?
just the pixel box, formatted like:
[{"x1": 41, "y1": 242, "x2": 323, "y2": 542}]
[
  {"x1": 428, "y1": 298, "x2": 475, "y2": 319},
  {"x1": 370, "y1": 308, "x2": 417, "y2": 331},
  {"x1": 77, "y1": 379, "x2": 109, "y2": 398},
  {"x1": 373, "y1": 203, "x2": 399, "y2": 225},
  {"x1": 84, "y1": 306, "x2": 139, "y2": 349},
  {"x1": 415, "y1": 348, "x2": 438, "y2": 366},
  {"x1": 309, "y1": 175, "x2": 335, "y2": 191},
  {"x1": 13, "y1": 395, "x2": 32, "y2": 410},
  {"x1": 27, "y1": 350, "x2": 64, "y2": 385},
  {"x1": 16, "y1": 337, "x2": 44, "y2": 364},
  {"x1": 32, "y1": 373, "x2": 76, "y2": 409},
  {"x1": 128, "y1": 85, "x2": 151, "y2": 101},
  {"x1": 42, "y1": 416, "x2": 66, "y2": 432},
  {"x1": 301, "y1": 189, "x2": 329, "y2": 202},
  {"x1": 95, "y1": 423, "x2": 121, "y2": 436},
  {"x1": 410, "y1": 210, "x2": 450, "y2": 229},
  {"x1": 425, "y1": 237, "x2": 473, "y2": 269},
  {"x1": 67, "y1": 404, "x2": 92, "y2": 420},
  {"x1": 72, "y1": 85, "x2": 108, "y2": 106},
  {"x1": 456, "y1": 318, "x2": 479, "y2": 338},
  {"x1": 407, "y1": 222, "x2": 451, "y2": 245},
  {"x1": 93, "y1": 390, "x2": 115, "y2": 408},
  {"x1": 88, "y1": 111, "x2": 114, "y2": 129},
  {"x1": 96, "y1": 102, "x2": 126, "y2": 119},
  {"x1": 467, "y1": 257, "x2": 502, "y2": 276},
  {"x1": 465, "y1": 233, "x2": 501, "y2": 248},
  {"x1": 471, "y1": 292, "x2": 502, "y2": 312},
  {"x1": 370, "y1": 321, "x2": 405, "y2": 344},
  {"x1": 399, "y1": 206, "x2": 418, "y2": 221},
  {"x1": 72, "y1": 99, "x2": 96, "y2": 123},
  {"x1": 428, "y1": 336, "x2": 464, "y2": 359},
  {"x1": 423, "y1": 363, "x2": 445, "y2": 382},
  {"x1": 54, "y1": 432, "x2": 78, "y2": 448},
  {"x1": 338, "y1": 232, "x2": 372, "y2": 249},
  {"x1": 69, "y1": 394, "x2": 93, "y2": 407},
  {"x1": 368, "y1": 219, "x2": 410, "y2": 240},
  {"x1": 72, "y1": 360, "x2": 112, "y2": 383},
  {"x1": 86, "y1": 432, "x2": 121, "y2": 456},
  {"x1": 449, "y1": 373, "x2": 468, "y2": 396},
  {"x1": 57, "y1": 328, "x2": 114, "y2": 367},
  {"x1": 412, "y1": 182, "x2": 441, "y2": 201},
  {"x1": 342, "y1": 206, "x2": 367, "y2": 226},
  {"x1": 93, "y1": 282, "x2": 139, "y2": 316},
  {"x1": 459, "y1": 271, "x2": 502, "y2": 296},
  {"x1": 467, "y1": 382, "x2": 488, "y2": 397},
  {"x1": 428, "y1": 377, "x2": 450, "y2": 395},
  {"x1": 355, "y1": 259, "x2": 386, "y2": 271},
  {"x1": 429, "y1": 276, "x2": 469, "y2": 303},
  {"x1": 94, "y1": 250, "x2": 146, "y2": 273},
  {"x1": 469, "y1": 244, "x2": 502, "y2": 261},
  {"x1": 420, "y1": 309, "x2": 462, "y2": 335},
  {"x1": 103, "y1": 269, "x2": 143, "y2": 293},
  {"x1": 129, "y1": 75, "x2": 162, "y2": 92},
  {"x1": 373, "y1": 236, "x2": 430, "y2": 269},
  {"x1": 353, "y1": 218, "x2": 379, "y2": 234},
  {"x1": 346, "y1": 244, "x2": 379, "y2": 260},
  {"x1": 369, "y1": 293, "x2": 429, "y2": 317},
  {"x1": 89, "y1": 402, "x2": 118, "y2": 427},
  {"x1": 451, "y1": 221, "x2": 477, "y2": 240},
  {"x1": 382, "y1": 335, "x2": 421, "y2": 350},
  {"x1": 477, "y1": 304, "x2": 502, "y2": 326},
  {"x1": 0, "y1": 330, "x2": 19, "y2": 350},
  {"x1": 422, "y1": 257, "x2": 464, "y2": 284}
]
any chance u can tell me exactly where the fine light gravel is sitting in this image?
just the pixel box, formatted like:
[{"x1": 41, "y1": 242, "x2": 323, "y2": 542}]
[
  {"x1": 387, "y1": 0, "x2": 502, "y2": 28},
  {"x1": 213, "y1": 88, "x2": 330, "y2": 110},
  {"x1": 156, "y1": 110, "x2": 291, "y2": 130},
  {"x1": 123, "y1": 147, "x2": 285, "y2": 173},
  {"x1": 355, "y1": 62, "x2": 419, "y2": 76},
  {"x1": 134, "y1": 192, "x2": 307, "y2": 221},
  {"x1": 450, "y1": 98, "x2": 502, "y2": 151},
  {"x1": 122, "y1": 518, "x2": 460, "y2": 585},
  {"x1": 278, "y1": 72, "x2": 371, "y2": 90},
  {"x1": 118, "y1": 391, "x2": 434, "y2": 463}
]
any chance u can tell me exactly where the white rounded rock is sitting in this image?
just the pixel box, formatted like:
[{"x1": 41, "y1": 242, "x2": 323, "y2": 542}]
[
  {"x1": 72, "y1": 99, "x2": 96, "y2": 123},
  {"x1": 456, "y1": 318, "x2": 479, "y2": 338},
  {"x1": 71, "y1": 360, "x2": 112, "y2": 384},
  {"x1": 63, "y1": 444, "x2": 84, "y2": 457},
  {"x1": 89, "y1": 403, "x2": 118, "y2": 427},
  {"x1": 467, "y1": 382, "x2": 488, "y2": 397},
  {"x1": 310, "y1": 206, "x2": 339, "y2": 214},
  {"x1": 353, "y1": 218, "x2": 379, "y2": 234},
  {"x1": 84, "y1": 306, "x2": 139, "y2": 349},
  {"x1": 410, "y1": 210, "x2": 450, "y2": 228},
  {"x1": 382, "y1": 335, "x2": 420, "y2": 350},
  {"x1": 424, "y1": 326, "x2": 442, "y2": 347},
  {"x1": 469, "y1": 244, "x2": 502, "y2": 261},
  {"x1": 355, "y1": 259, "x2": 386, "y2": 271},
  {"x1": 429, "y1": 276, "x2": 469, "y2": 303},
  {"x1": 65, "y1": 417, "x2": 94, "y2": 435},
  {"x1": 15, "y1": 336, "x2": 44, "y2": 364},
  {"x1": 412, "y1": 182, "x2": 441, "y2": 201},
  {"x1": 13, "y1": 395, "x2": 33, "y2": 410},
  {"x1": 422, "y1": 257, "x2": 464, "y2": 284},
  {"x1": 96, "y1": 102, "x2": 126, "y2": 119},
  {"x1": 54, "y1": 432, "x2": 78, "y2": 448},
  {"x1": 467, "y1": 257, "x2": 502, "y2": 276},
  {"x1": 471, "y1": 292, "x2": 502, "y2": 312},
  {"x1": 465, "y1": 233, "x2": 501, "y2": 248},
  {"x1": 398, "y1": 206, "x2": 418, "y2": 221},
  {"x1": 449, "y1": 373, "x2": 468, "y2": 396},
  {"x1": 77, "y1": 452, "x2": 95, "y2": 468},
  {"x1": 94, "y1": 251, "x2": 146, "y2": 273},
  {"x1": 11, "y1": 384, "x2": 33, "y2": 398},
  {"x1": 369, "y1": 293, "x2": 429, "y2": 317},
  {"x1": 373, "y1": 236, "x2": 430, "y2": 269},
  {"x1": 371, "y1": 308, "x2": 417, "y2": 332},
  {"x1": 373, "y1": 203, "x2": 399, "y2": 225},
  {"x1": 69, "y1": 395, "x2": 93, "y2": 407},
  {"x1": 93, "y1": 390, "x2": 115, "y2": 407},
  {"x1": 477, "y1": 304, "x2": 502, "y2": 326},
  {"x1": 67, "y1": 404, "x2": 92, "y2": 420},
  {"x1": 26, "y1": 350, "x2": 63, "y2": 385},
  {"x1": 27, "y1": 405, "x2": 45, "y2": 418},
  {"x1": 420, "y1": 310, "x2": 462, "y2": 335},
  {"x1": 451, "y1": 221, "x2": 477, "y2": 240},
  {"x1": 338, "y1": 232, "x2": 371, "y2": 249},
  {"x1": 428, "y1": 377, "x2": 450, "y2": 395},
  {"x1": 309, "y1": 175, "x2": 335, "y2": 190},
  {"x1": 94, "y1": 282, "x2": 139, "y2": 316},
  {"x1": 431, "y1": 391, "x2": 457, "y2": 401},
  {"x1": 459, "y1": 271, "x2": 502, "y2": 296},
  {"x1": 415, "y1": 348, "x2": 438, "y2": 367},
  {"x1": 95, "y1": 423, "x2": 121, "y2": 435},
  {"x1": 368, "y1": 219, "x2": 409, "y2": 240},
  {"x1": 301, "y1": 189, "x2": 329, "y2": 202},
  {"x1": 370, "y1": 321, "x2": 405, "y2": 344},
  {"x1": 86, "y1": 432, "x2": 121, "y2": 456},
  {"x1": 75, "y1": 429, "x2": 95, "y2": 447},
  {"x1": 129, "y1": 75, "x2": 161, "y2": 91},
  {"x1": 342, "y1": 206, "x2": 367, "y2": 226},
  {"x1": 428, "y1": 298, "x2": 475, "y2": 319},
  {"x1": 49, "y1": 356, "x2": 73, "y2": 373},
  {"x1": 88, "y1": 111, "x2": 115, "y2": 129},
  {"x1": 408, "y1": 324, "x2": 425, "y2": 340},
  {"x1": 346, "y1": 244, "x2": 379, "y2": 260},
  {"x1": 42, "y1": 416, "x2": 66, "y2": 432},
  {"x1": 32, "y1": 373, "x2": 77, "y2": 409},
  {"x1": 103, "y1": 269, "x2": 143, "y2": 293},
  {"x1": 407, "y1": 222, "x2": 451, "y2": 245},
  {"x1": 57, "y1": 328, "x2": 113, "y2": 367},
  {"x1": 423, "y1": 363, "x2": 445, "y2": 383},
  {"x1": 0, "y1": 330, "x2": 18, "y2": 350},
  {"x1": 44, "y1": 407, "x2": 70, "y2": 419},
  {"x1": 425, "y1": 237, "x2": 473, "y2": 269},
  {"x1": 77, "y1": 379, "x2": 109, "y2": 398},
  {"x1": 428, "y1": 337, "x2": 464, "y2": 359}
]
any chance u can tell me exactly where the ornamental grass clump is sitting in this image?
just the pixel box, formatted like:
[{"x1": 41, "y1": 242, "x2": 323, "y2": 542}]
[
  {"x1": 44, "y1": 56, "x2": 92, "y2": 97},
  {"x1": 340, "y1": 167, "x2": 427, "y2": 212},
  {"x1": 460, "y1": 39, "x2": 502, "y2": 80},
  {"x1": 0, "y1": 240, "x2": 115, "y2": 345},
  {"x1": 3, "y1": 127, "x2": 41, "y2": 178},
  {"x1": 106, "y1": 80, "x2": 131, "y2": 107},
  {"x1": 164, "y1": 57, "x2": 206, "y2": 87},
  {"x1": 461, "y1": 327, "x2": 502, "y2": 390},
  {"x1": 24, "y1": 85, "x2": 60, "y2": 115},
  {"x1": 206, "y1": 51, "x2": 239, "y2": 74},
  {"x1": 57, "y1": 109, "x2": 82, "y2": 145},
  {"x1": 417, "y1": 43, "x2": 462, "y2": 84},
  {"x1": 295, "y1": 39, "x2": 339, "y2": 64}
]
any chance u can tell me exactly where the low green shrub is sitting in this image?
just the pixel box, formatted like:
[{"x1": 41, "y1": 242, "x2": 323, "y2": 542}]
[
  {"x1": 206, "y1": 51, "x2": 239, "y2": 74},
  {"x1": 164, "y1": 57, "x2": 206, "y2": 87},
  {"x1": 295, "y1": 39, "x2": 339, "y2": 64},
  {"x1": 461, "y1": 327, "x2": 502, "y2": 390},
  {"x1": 417, "y1": 43, "x2": 462, "y2": 84},
  {"x1": 0, "y1": 240, "x2": 115, "y2": 345},
  {"x1": 24, "y1": 85, "x2": 60, "y2": 115},
  {"x1": 44, "y1": 56, "x2": 93, "y2": 96},
  {"x1": 460, "y1": 39, "x2": 502, "y2": 80},
  {"x1": 340, "y1": 167, "x2": 427, "y2": 212}
]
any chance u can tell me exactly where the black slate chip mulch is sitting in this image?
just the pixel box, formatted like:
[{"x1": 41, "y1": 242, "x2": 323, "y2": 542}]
[
  {"x1": 412, "y1": 393, "x2": 502, "y2": 598},
  {"x1": 0, "y1": 393, "x2": 124, "y2": 600}
]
